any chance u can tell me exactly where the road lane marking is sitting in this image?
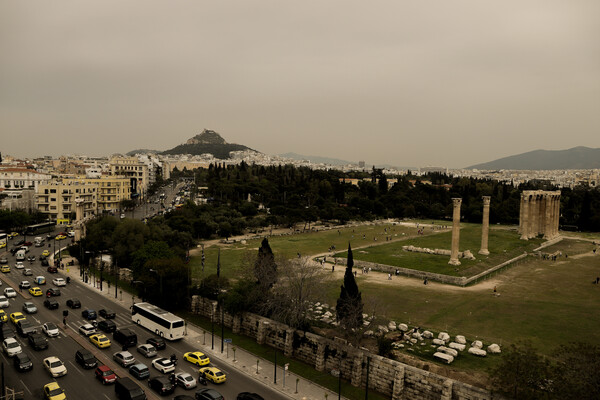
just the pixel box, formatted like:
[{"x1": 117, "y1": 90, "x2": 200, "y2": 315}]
[
  {"x1": 20, "y1": 381, "x2": 32, "y2": 395},
  {"x1": 68, "y1": 360, "x2": 85, "y2": 376}
]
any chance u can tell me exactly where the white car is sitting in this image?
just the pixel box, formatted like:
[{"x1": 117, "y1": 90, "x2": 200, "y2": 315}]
[
  {"x1": 2, "y1": 338, "x2": 22, "y2": 357},
  {"x1": 78, "y1": 324, "x2": 97, "y2": 337},
  {"x1": 43, "y1": 356, "x2": 67, "y2": 377},
  {"x1": 15, "y1": 262, "x2": 24, "y2": 269},
  {"x1": 52, "y1": 278, "x2": 66, "y2": 287},
  {"x1": 175, "y1": 372, "x2": 197, "y2": 389},
  {"x1": 42, "y1": 322, "x2": 60, "y2": 337},
  {"x1": 3, "y1": 288, "x2": 16, "y2": 298},
  {"x1": 0, "y1": 295, "x2": 9, "y2": 308},
  {"x1": 151, "y1": 358, "x2": 175, "y2": 374}
]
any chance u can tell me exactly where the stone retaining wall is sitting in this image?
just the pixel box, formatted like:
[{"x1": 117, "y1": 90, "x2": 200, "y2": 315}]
[{"x1": 190, "y1": 296, "x2": 498, "y2": 399}]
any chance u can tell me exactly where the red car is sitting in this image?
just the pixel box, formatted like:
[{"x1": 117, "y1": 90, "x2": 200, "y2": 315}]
[
  {"x1": 95, "y1": 365, "x2": 117, "y2": 385},
  {"x1": 47, "y1": 266, "x2": 58, "y2": 273}
]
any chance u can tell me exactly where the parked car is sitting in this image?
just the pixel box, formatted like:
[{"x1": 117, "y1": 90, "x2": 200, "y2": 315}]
[
  {"x1": 22, "y1": 302, "x2": 38, "y2": 314},
  {"x1": 148, "y1": 376, "x2": 174, "y2": 396},
  {"x1": 43, "y1": 299, "x2": 59, "y2": 310},
  {"x1": 28, "y1": 332, "x2": 48, "y2": 350},
  {"x1": 98, "y1": 319, "x2": 117, "y2": 333},
  {"x1": 82, "y1": 309, "x2": 97, "y2": 320},
  {"x1": 42, "y1": 322, "x2": 59, "y2": 337},
  {"x1": 43, "y1": 356, "x2": 67, "y2": 377},
  {"x1": 13, "y1": 351, "x2": 33, "y2": 372},
  {"x1": 75, "y1": 349, "x2": 97, "y2": 369},
  {"x1": 136, "y1": 344, "x2": 157, "y2": 358},
  {"x1": 99, "y1": 309, "x2": 116, "y2": 319},
  {"x1": 151, "y1": 357, "x2": 175, "y2": 374},
  {"x1": 128, "y1": 363, "x2": 150, "y2": 380},
  {"x1": 66, "y1": 298, "x2": 81, "y2": 309},
  {"x1": 95, "y1": 365, "x2": 117, "y2": 385}
]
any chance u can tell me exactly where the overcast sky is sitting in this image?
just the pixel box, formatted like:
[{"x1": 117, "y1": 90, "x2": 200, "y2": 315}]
[{"x1": 1, "y1": 1, "x2": 598, "y2": 168}]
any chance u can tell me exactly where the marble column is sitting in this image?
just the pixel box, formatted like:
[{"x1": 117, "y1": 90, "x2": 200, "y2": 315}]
[
  {"x1": 520, "y1": 195, "x2": 530, "y2": 240},
  {"x1": 530, "y1": 194, "x2": 538, "y2": 239},
  {"x1": 554, "y1": 195, "x2": 560, "y2": 237},
  {"x1": 479, "y1": 196, "x2": 491, "y2": 255},
  {"x1": 543, "y1": 195, "x2": 552, "y2": 239},
  {"x1": 518, "y1": 194, "x2": 524, "y2": 234},
  {"x1": 449, "y1": 198, "x2": 462, "y2": 266}
]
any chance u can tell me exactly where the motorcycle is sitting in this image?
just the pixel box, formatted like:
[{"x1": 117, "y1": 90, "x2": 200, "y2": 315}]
[
  {"x1": 170, "y1": 354, "x2": 178, "y2": 366},
  {"x1": 198, "y1": 375, "x2": 208, "y2": 386}
]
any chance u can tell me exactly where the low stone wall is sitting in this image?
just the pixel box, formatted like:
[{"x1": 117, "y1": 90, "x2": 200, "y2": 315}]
[{"x1": 190, "y1": 296, "x2": 497, "y2": 399}]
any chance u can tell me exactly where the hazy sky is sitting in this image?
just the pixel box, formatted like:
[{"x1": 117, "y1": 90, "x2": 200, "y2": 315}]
[{"x1": 1, "y1": 1, "x2": 598, "y2": 168}]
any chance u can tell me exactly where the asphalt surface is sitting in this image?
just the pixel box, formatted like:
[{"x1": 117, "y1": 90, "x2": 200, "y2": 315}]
[{"x1": 0, "y1": 231, "x2": 290, "y2": 400}]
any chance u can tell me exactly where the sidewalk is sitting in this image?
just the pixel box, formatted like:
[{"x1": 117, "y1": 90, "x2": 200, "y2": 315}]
[{"x1": 60, "y1": 262, "x2": 347, "y2": 400}]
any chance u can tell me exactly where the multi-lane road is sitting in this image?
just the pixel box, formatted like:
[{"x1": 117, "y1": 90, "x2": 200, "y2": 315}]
[{"x1": 0, "y1": 233, "x2": 289, "y2": 400}]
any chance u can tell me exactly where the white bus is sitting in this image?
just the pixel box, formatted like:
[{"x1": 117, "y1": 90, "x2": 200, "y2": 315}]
[{"x1": 131, "y1": 302, "x2": 185, "y2": 341}]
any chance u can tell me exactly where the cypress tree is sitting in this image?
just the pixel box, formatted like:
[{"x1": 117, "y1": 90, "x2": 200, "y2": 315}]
[
  {"x1": 254, "y1": 238, "x2": 277, "y2": 289},
  {"x1": 336, "y1": 244, "x2": 363, "y2": 330}
]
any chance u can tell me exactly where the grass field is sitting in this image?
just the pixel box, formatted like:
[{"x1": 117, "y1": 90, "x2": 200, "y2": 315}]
[{"x1": 189, "y1": 220, "x2": 600, "y2": 368}]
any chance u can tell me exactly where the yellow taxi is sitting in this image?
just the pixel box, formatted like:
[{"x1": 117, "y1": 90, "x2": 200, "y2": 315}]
[
  {"x1": 199, "y1": 366, "x2": 227, "y2": 384},
  {"x1": 10, "y1": 312, "x2": 26, "y2": 325},
  {"x1": 89, "y1": 333, "x2": 111, "y2": 349},
  {"x1": 0, "y1": 242, "x2": 6, "y2": 249},
  {"x1": 42, "y1": 250, "x2": 50, "y2": 257},
  {"x1": 8, "y1": 232, "x2": 19, "y2": 238},
  {"x1": 55, "y1": 235, "x2": 66, "y2": 241},
  {"x1": 0, "y1": 309, "x2": 7, "y2": 323},
  {"x1": 0, "y1": 265, "x2": 9, "y2": 273},
  {"x1": 29, "y1": 287, "x2": 43, "y2": 297},
  {"x1": 183, "y1": 351, "x2": 210, "y2": 366},
  {"x1": 43, "y1": 382, "x2": 66, "y2": 400}
]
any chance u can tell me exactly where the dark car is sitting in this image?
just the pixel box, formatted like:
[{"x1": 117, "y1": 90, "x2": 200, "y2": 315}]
[
  {"x1": 23, "y1": 241, "x2": 32, "y2": 247},
  {"x1": 146, "y1": 337, "x2": 166, "y2": 350},
  {"x1": 0, "y1": 257, "x2": 7, "y2": 264},
  {"x1": 27, "y1": 332, "x2": 48, "y2": 350},
  {"x1": 0, "y1": 325, "x2": 16, "y2": 341},
  {"x1": 27, "y1": 255, "x2": 36, "y2": 262},
  {"x1": 75, "y1": 349, "x2": 98, "y2": 369},
  {"x1": 46, "y1": 288, "x2": 61, "y2": 297},
  {"x1": 99, "y1": 309, "x2": 116, "y2": 319},
  {"x1": 236, "y1": 394, "x2": 265, "y2": 400},
  {"x1": 66, "y1": 298, "x2": 81, "y2": 309},
  {"x1": 16, "y1": 320, "x2": 36, "y2": 337},
  {"x1": 82, "y1": 309, "x2": 97, "y2": 320},
  {"x1": 95, "y1": 365, "x2": 117, "y2": 385},
  {"x1": 114, "y1": 328, "x2": 137, "y2": 348},
  {"x1": 98, "y1": 319, "x2": 117, "y2": 333},
  {"x1": 174, "y1": 397, "x2": 195, "y2": 400},
  {"x1": 41, "y1": 258, "x2": 49, "y2": 267},
  {"x1": 195, "y1": 389, "x2": 225, "y2": 400},
  {"x1": 148, "y1": 376, "x2": 174, "y2": 396},
  {"x1": 43, "y1": 299, "x2": 59, "y2": 310},
  {"x1": 13, "y1": 351, "x2": 33, "y2": 372},
  {"x1": 128, "y1": 363, "x2": 150, "y2": 380},
  {"x1": 47, "y1": 266, "x2": 58, "y2": 273}
]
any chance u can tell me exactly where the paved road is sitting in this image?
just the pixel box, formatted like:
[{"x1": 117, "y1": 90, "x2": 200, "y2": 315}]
[{"x1": 1, "y1": 232, "x2": 290, "y2": 400}]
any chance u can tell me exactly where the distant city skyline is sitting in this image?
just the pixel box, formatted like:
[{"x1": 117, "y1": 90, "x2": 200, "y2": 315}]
[{"x1": 1, "y1": 1, "x2": 598, "y2": 168}]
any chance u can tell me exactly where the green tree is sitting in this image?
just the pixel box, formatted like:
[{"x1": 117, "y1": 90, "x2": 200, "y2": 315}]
[
  {"x1": 490, "y1": 342, "x2": 550, "y2": 399},
  {"x1": 551, "y1": 342, "x2": 600, "y2": 400},
  {"x1": 254, "y1": 238, "x2": 277, "y2": 289},
  {"x1": 335, "y1": 244, "x2": 363, "y2": 334}
]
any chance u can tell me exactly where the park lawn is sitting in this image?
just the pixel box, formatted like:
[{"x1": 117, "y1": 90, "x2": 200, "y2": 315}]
[
  {"x1": 189, "y1": 222, "x2": 426, "y2": 282},
  {"x1": 333, "y1": 226, "x2": 543, "y2": 277},
  {"x1": 321, "y1": 239, "x2": 600, "y2": 361}
]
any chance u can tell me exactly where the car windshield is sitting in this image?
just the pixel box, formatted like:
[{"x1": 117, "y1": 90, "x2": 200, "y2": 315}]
[
  {"x1": 102, "y1": 369, "x2": 114, "y2": 376},
  {"x1": 50, "y1": 361, "x2": 63, "y2": 368},
  {"x1": 46, "y1": 323, "x2": 57, "y2": 330},
  {"x1": 215, "y1": 371, "x2": 225, "y2": 377},
  {"x1": 6, "y1": 342, "x2": 19, "y2": 348},
  {"x1": 183, "y1": 375, "x2": 193, "y2": 382},
  {"x1": 98, "y1": 337, "x2": 109, "y2": 343},
  {"x1": 48, "y1": 388, "x2": 63, "y2": 396}
]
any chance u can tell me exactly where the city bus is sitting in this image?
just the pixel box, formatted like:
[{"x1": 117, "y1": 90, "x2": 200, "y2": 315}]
[
  {"x1": 131, "y1": 302, "x2": 185, "y2": 340},
  {"x1": 24, "y1": 221, "x2": 56, "y2": 236}
]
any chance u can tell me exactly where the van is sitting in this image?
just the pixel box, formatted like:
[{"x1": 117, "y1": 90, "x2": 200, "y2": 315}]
[
  {"x1": 15, "y1": 250, "x2": 25, "y2": 261},
  {"x1": 114, "y1": 328, "x2": 137, "y2": 348},
  {"x1": 34, "y1": 237, "x2": 43, "y2": 246},
  {"x1": 115, "y1": 377, "x2": 147, "y2": 400}
]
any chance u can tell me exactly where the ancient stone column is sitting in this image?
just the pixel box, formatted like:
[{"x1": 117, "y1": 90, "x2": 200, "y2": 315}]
[
  {"x1": 448, "y1": 198, "x2": 462, "y2": 266},
  {"x1": 520, "y1": 195, "x2": 530, "y2": 240},
  {"x1": 554, "y1": 194, "x2": 560, "y2": 237},
  {"x1": 518, "y1": 194, "x2": 524, "y2": 234},
  {"x1": 479, "y1": 196, "x2": 491, "y2": 255},
  {"x1": 530, "y1": 194, "x2": 538, "y2": 239},
  {"x1": 543, "y1": 195, "x2": 552, "y2": 239}
]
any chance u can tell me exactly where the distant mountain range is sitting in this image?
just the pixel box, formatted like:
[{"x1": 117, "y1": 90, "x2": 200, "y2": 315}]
[{"x1": 467, "y1": 147, "x2": 600, "y2": 170}]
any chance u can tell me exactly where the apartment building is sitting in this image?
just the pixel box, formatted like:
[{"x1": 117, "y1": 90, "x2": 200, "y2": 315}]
[
  {"x1": 109, "y1": 155, "x2": 148, "y2": 197},
  {"x1": 36, "y1": 180, "x2": 97, "y2": 222},
  {"x1": 0, "y1": 167, "x2": 51, "y2": 192}
]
